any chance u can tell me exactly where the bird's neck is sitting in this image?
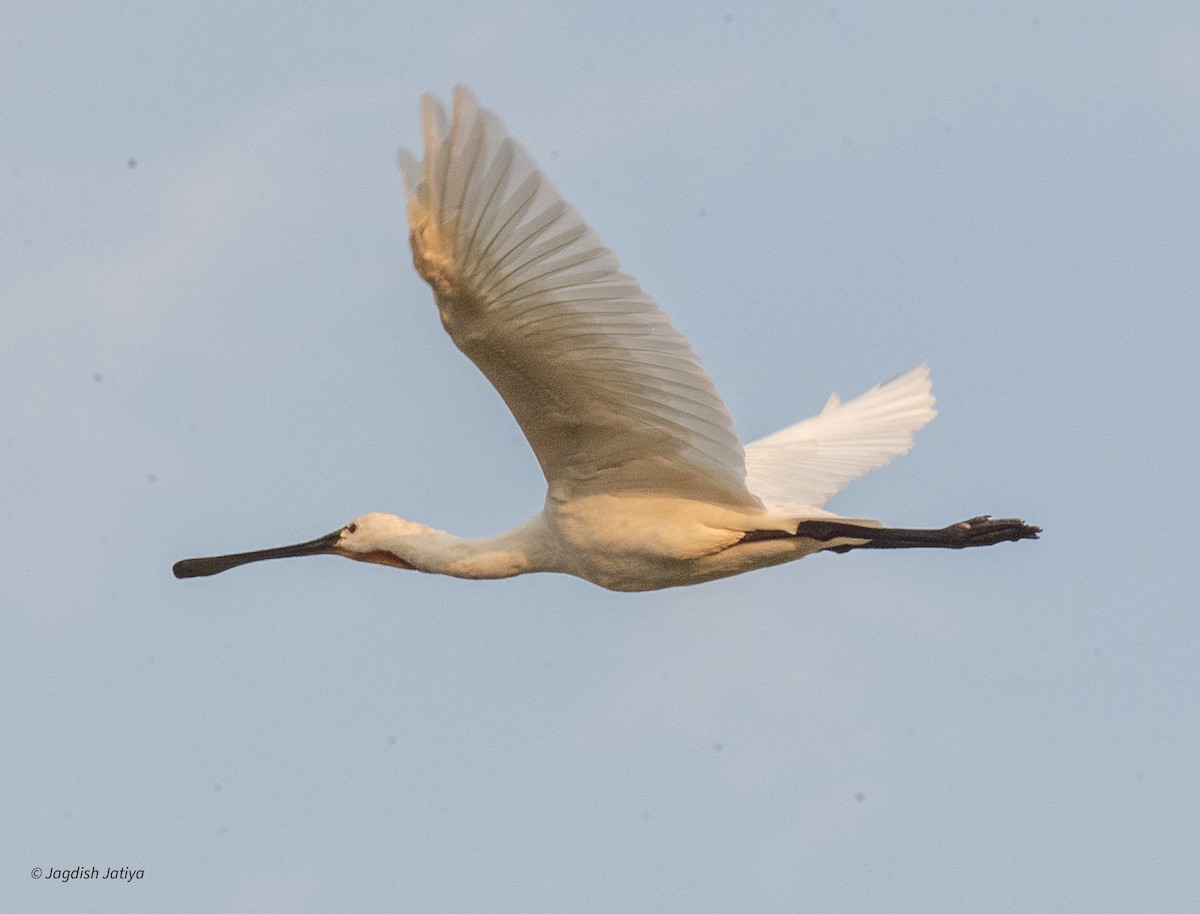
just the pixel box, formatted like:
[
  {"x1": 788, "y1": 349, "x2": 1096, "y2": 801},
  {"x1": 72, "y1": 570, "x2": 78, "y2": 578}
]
[{"x1": 398, "y1": 515, "x2": 555, "y2": 580}]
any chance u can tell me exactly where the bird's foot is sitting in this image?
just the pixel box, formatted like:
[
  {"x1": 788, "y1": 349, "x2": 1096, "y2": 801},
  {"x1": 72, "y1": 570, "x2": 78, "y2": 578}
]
[{"x1": 942, "y1": 515, "x2": 1041, "y2": 547}]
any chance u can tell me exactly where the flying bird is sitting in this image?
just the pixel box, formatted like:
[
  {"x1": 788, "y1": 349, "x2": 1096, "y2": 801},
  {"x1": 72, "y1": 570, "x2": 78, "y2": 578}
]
[{"x1": 174, "y1": 86, "x2": 1038, "y2": 591}]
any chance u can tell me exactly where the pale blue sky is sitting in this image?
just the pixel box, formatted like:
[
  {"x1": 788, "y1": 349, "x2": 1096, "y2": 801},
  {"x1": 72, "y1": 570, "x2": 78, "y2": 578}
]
[{"x1": 3, "y1": 2, "x2": 1198, "y2": 911}]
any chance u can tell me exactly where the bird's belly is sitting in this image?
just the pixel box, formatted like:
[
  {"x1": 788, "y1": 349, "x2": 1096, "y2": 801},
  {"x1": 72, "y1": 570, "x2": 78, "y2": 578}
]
[
  {"x1": 545, "y1": 494, "x2": 773, "y2": 592},
  {"x1": 561, "y1": 547, "x2": 707, "y2": 592}
]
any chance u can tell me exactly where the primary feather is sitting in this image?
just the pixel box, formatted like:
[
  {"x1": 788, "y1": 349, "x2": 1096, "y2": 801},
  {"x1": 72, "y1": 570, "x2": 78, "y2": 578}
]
[
  {"x1": 744, "y1": 365, "x2": 937, "y2": 513},
  {"x1": 398, "y1": 85, "x2": 935, "y2": 517},
  {"x1": 399, "y1": 85, "x2": 756, "y2": 508}
]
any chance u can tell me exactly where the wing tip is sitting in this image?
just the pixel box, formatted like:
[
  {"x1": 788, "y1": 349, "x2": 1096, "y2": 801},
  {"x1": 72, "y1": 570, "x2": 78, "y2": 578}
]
[{"x1": 743, "y1": 362, "x2": 941, "y2": 511}]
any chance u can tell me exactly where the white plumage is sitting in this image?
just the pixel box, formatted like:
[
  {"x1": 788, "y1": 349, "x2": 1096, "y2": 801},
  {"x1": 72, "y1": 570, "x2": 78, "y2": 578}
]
[
  {"x1": 744, "y1": 365, "x2": 937, "y2": 514},
  {"x1": 401, "y1": 86, "x2": 754, "y2": 509},
  {"x1": 174, "y1": 86, "x2": 1037, "y2": 591}
]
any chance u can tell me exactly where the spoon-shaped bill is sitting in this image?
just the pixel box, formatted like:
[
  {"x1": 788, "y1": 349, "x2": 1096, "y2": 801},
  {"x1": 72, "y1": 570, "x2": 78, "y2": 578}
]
[{"x1": 173, "y1": 529, "x2": 343, "y2": 578}]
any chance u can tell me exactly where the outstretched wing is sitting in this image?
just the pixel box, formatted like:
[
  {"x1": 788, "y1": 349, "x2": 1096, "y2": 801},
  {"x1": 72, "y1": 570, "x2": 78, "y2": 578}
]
[
  {"x1": 399, "y1": 86, "x2": 757, "y2": 507},
  {"x1": 744, "y1": 365, "x2": 937, "y2": 513}
]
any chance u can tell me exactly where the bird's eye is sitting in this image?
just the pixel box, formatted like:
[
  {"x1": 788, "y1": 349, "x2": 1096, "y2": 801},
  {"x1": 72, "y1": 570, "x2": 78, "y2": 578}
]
[{"x1": 346, "y1": 523, "x2": 357, "y2": 534}]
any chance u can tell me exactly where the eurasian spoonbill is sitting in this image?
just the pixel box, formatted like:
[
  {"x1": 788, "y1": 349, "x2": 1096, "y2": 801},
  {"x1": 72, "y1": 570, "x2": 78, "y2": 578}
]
[{"x1": 173, "y1": 86, "x2": 1038, "y2": 591}]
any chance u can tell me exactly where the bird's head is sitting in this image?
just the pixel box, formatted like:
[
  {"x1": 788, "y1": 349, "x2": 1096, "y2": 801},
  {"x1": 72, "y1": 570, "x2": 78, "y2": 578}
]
[
  {"x1": 172, "y1": 511, "x2": 421, "y2": 578},
  {"x1": 333, "y1": 512, "x2": 426, "y2": 570}
]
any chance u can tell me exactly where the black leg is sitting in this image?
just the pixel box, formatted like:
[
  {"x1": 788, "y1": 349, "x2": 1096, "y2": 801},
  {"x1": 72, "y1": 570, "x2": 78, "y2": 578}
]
[{"x1": 790, "y1": 515, "x2": 1041, "y2": 552}]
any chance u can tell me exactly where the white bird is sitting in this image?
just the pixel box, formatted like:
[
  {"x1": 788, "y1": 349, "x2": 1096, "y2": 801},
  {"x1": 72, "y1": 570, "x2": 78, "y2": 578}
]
[{"x1": 174, "y1": 86, "x2": 1038, "y2": 592}]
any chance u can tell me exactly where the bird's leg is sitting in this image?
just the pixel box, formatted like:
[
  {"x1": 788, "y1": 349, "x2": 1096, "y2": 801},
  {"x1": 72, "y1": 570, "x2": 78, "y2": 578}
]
[{"x1": 793, "y1": 515, "x2": 1041, "y2": 552}]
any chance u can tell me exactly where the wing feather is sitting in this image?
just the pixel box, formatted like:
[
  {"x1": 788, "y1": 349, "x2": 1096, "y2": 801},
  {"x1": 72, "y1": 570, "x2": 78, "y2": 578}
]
[
  {"x1": 400, "y1": 86, "x2": 755, "y2": 506},
  {"x1": 744, "y1": 365, "x2": 937, "y2": 512}
]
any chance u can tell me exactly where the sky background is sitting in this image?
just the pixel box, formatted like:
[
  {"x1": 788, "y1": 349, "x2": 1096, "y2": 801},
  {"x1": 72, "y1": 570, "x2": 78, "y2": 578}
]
[{"x1": 3, "y1": 1, "x2": 1198, "y2": 911}]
